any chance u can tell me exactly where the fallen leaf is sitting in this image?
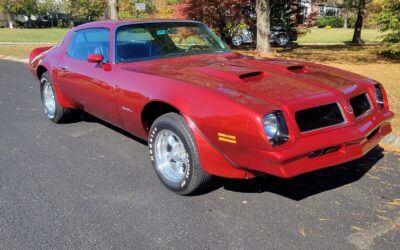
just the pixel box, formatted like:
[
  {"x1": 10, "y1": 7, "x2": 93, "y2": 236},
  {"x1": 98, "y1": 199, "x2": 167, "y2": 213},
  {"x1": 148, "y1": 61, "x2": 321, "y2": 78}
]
[
  {"x1": 386, "y1": 199, "x2": 400, "y2": 206},
  {"x1": 299, "y1": 227, "x2": 306, "y2": 237},
  {"x1": 366, "y1": 174, "x2": 380, "y2": 180},
  {"x1": 380, "y1": 181, "x2": 393, "y2": 186},
  {"x1": 351, "y1": 226, "x2": 363, "y2": 231},
  {"x1": 377, "y1": 215, "x2": 390, "y2": 221}
]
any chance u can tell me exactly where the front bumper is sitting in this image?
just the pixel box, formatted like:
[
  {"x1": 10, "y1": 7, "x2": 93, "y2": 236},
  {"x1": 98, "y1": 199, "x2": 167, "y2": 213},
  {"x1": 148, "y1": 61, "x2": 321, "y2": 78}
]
[{"x1": 247, "y1": 110, "x2": 394, "y2": 178}]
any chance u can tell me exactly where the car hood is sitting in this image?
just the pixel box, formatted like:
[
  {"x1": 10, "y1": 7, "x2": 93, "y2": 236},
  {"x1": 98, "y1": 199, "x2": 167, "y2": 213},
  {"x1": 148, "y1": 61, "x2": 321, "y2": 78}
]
[{"x1": 120, "y1": 53, "x2": 374, "y2": 107}]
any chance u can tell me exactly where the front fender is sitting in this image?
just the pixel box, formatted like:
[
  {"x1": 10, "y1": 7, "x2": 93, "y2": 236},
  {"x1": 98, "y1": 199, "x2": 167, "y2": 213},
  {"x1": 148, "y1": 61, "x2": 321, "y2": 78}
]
[{"x1": 115, "y1": 69, "x2": 260, "y2": 168}]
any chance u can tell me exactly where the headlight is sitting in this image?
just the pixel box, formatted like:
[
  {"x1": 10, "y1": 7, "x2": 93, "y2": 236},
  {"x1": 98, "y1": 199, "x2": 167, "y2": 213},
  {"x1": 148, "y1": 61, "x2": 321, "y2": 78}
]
[
  {"x1": 263, "y1": 111, "x2": 289, "y2": 146},
  {"x1": 374, "y1": 84, "x2": 384, "y2": 109},
  {"x1": 264, "y1": 113, "x2": 278, "y2": 139}
]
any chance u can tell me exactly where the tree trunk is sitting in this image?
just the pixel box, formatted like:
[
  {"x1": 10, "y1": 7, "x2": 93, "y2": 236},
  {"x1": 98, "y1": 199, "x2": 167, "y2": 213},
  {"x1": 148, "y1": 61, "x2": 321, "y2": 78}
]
[
  {"x1": 352, "y1": 0, "x2": 366, "y2": 45},
  {"x1": 256, "y1": 0, "x2": 271, "y2": 54},
  {"x1": 108, "y1": 0, "x2": 118, "y2": 20},
  {"x1": 343, "y1": 0, "x2": 350, "y2": 29},
  {"x1": 27, "y1": 15, "x2": 32, "y2": 28},
  {"x1": 6, "y1": 13, "x2": 13, "y2": 29},
  {"x1": 344, "y1": 10, "x2": 349, "y2": 28}
]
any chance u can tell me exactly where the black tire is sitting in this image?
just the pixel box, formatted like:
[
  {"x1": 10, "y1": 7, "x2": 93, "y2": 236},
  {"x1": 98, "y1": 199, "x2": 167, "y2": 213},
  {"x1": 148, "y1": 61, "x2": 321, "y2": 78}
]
[
  {"x1": 40, "y1": 72, "x2": 72, "y2": 123},
  {"x1": 149, "y1": 112, "x2": 211, "y2": 195}
]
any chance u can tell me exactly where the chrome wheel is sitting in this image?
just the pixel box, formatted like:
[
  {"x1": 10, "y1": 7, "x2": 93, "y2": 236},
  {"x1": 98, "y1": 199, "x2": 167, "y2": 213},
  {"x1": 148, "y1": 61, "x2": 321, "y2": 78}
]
[
  {"x1": 154, "y1": 129, "x2": 189, "y2": 183},
  {"x1": 41, "y1": 78, "x2": 56, "y2": 119},
  {"x1": 232, "y1": 35, "x2": 243, "y2": 47},
  {"x1": 277, "y1": 35, "x2": 289, "y2": 46}
]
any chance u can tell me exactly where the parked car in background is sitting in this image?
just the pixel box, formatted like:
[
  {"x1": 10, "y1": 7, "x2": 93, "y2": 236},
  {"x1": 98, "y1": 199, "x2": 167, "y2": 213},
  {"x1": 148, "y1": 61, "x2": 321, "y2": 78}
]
[
  {"x1": 29, "y1": 20, "x2": 393, "y2": 195},
  {"x1": 231, "y1": 27, "x2": 298, "y2": 47}
]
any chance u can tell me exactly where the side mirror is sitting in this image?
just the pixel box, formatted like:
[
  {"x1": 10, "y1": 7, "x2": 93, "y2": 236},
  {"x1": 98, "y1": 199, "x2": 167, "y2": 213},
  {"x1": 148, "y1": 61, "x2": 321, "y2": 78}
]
[{"x1": 87, "y1": 54, "x2": 103, "y2": 63}]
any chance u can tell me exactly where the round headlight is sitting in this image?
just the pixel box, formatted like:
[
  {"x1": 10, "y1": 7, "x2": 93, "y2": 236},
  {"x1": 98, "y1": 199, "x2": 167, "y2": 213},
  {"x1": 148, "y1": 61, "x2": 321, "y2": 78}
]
[{"x1": 263, "y1": 113, "x2": 278, "y2": 139}]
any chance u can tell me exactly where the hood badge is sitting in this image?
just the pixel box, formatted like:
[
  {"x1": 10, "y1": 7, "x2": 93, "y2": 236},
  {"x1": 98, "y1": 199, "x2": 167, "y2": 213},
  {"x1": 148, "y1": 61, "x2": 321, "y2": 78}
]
[{"x1": 121, "y1": 106, "x2": 133, "y2": 113}]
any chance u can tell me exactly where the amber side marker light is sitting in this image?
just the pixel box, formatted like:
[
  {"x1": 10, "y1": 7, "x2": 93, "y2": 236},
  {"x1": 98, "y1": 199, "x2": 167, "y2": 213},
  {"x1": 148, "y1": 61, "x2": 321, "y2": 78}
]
[{"x1": 218, "y1": 133, "x2": 237, "y2": 144}]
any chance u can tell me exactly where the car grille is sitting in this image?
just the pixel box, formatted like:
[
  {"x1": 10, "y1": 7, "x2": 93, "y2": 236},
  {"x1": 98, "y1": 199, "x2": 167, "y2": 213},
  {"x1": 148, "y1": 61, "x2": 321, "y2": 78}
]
[
  {"x1": 295, "y1": 103, "x2": 345, "y2": 132},
  {"x1": 350, "y1": 93, "x2": 371, "y2": 118}
]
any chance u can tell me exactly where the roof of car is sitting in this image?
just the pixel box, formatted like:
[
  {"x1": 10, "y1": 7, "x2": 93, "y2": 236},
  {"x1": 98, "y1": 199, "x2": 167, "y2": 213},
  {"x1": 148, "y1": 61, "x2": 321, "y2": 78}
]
[{"x1": 74, "y1": 19, "x2": 201, "y2": 31}]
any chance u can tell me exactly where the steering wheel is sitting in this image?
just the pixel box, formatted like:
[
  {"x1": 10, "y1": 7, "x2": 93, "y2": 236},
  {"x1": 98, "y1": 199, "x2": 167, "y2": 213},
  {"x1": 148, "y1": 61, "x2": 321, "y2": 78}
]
[{"x1": 185, "y1": 45, "x2": 204, "y2": 52}]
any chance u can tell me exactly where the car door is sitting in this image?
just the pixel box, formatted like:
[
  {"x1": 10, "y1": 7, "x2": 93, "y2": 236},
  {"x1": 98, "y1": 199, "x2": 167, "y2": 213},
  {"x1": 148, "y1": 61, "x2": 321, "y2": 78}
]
[{"x1": 58, "y1": 28, "x2": 122, "y2": 126}]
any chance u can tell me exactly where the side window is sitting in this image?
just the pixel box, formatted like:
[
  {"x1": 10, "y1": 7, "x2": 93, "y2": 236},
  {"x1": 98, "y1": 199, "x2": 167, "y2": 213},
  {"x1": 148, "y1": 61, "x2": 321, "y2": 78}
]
[{"x1": 67, "y1": 28, "x2": 110, "y2": 63}]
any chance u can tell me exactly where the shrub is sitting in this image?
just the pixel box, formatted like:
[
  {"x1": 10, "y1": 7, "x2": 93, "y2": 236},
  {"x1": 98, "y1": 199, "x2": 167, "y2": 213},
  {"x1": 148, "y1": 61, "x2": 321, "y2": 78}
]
[
  {"x1": 375, "y1": 0, "x2": 400, "y2": 43},
  {"x1": 316, "y1": 17, "x2": 344, "y2": 28},
  {"x1": 296, "y1": 26, "x2": 311, "y2": 37},
  {"x1": 379, "y1": 43, "x2": 400, "y2": 58},
  {"x1": 0, "y1": 21, "x2": 7, "y2": 28}
]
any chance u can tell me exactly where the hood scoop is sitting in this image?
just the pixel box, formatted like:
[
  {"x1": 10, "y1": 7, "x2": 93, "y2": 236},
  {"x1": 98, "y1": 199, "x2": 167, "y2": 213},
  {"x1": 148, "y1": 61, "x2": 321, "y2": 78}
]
[
  {"x1": 287, "y1": 65, "x2": 309, "y2": 74},
  {"x1": 238, "y1": 71, "x2": 266, "y2": 83},
  {"x1": 193, "y1": 66, "x2": 267, "y2": 83}
]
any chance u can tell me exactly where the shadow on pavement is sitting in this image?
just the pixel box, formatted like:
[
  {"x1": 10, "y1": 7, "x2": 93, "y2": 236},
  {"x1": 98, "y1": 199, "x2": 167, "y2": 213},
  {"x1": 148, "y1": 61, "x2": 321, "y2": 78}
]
[
  {"x1": 71, "y1": 111, "x2": 148, "y2": 146},
  {"x1": 69, "y1": 111, "x2": 384, "y2": 200},
  {"x1": 206, "y1": 146, "x2": 384, "y2": 200}
]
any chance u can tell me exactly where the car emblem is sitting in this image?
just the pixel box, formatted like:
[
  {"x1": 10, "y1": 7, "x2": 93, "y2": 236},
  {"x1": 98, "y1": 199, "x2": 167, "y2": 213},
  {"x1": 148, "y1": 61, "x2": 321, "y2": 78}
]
[{"x1": 345, "y1": 105, "x2": 353, "y2": 114}]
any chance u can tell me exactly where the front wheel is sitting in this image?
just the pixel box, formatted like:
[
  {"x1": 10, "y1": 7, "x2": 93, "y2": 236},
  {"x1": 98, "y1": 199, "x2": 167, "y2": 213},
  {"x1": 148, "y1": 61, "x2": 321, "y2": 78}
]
[{"x1": 149, "y1": 113, "x2": 211, "y2": 195}]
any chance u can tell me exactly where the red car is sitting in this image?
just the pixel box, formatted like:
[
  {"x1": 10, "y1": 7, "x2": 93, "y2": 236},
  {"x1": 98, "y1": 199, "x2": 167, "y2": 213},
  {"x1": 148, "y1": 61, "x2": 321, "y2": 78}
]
[{"x1": 29, "y1": 20, "x2": 394, "y2": 195}]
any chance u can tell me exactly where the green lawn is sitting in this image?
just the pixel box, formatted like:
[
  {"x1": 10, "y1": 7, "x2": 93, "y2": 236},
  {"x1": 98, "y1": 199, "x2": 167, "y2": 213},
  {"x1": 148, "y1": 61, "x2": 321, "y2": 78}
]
[
  {"x1": 0, "y1": 28, "x2": 68, "y2": 43},
  {"x1": 298, "y1": 28, "x2": 385, "y2": 44}
]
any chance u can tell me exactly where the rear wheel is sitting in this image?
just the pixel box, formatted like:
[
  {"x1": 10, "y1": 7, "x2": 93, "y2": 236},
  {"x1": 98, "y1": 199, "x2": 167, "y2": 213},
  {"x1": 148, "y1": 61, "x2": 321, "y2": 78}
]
[
  {"x1": 40, "y1": 72, "x2": 72, "y2": 123},
  {"x1": 149, "y1": 113, "x2": 211, "y2": 195}
]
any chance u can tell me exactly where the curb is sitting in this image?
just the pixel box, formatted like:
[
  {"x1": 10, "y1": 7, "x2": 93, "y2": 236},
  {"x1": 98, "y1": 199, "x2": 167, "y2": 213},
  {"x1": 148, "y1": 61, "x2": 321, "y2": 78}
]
[
  {"x1": 0, "y1": 42, "x2": 58, "y2": 45},
  {"x1": 0, "y1": 55, "x2": 29, "y2": 64}
]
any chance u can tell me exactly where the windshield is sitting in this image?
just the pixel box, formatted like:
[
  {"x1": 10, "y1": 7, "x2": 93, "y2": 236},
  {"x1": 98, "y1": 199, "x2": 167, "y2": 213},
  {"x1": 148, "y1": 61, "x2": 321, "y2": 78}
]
[{"x1": 115, "y1": 22, "x2": 230, "y2": 63}]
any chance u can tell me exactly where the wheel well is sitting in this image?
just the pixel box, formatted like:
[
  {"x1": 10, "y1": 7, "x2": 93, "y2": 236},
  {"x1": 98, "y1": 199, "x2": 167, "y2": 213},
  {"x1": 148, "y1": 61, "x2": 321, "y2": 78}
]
[
  {"x1": 37, "y1": 66, "x2": 48, "y2": 80},
  {"x1": 141, "y1": 101, "x2": 180, "y2": 133}
]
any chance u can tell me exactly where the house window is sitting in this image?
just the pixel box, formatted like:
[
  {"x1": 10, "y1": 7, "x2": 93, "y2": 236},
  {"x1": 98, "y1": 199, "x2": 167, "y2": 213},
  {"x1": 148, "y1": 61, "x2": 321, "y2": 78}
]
[{"x1": 320, "y1": 6, "x2": 340, "y2": 17}]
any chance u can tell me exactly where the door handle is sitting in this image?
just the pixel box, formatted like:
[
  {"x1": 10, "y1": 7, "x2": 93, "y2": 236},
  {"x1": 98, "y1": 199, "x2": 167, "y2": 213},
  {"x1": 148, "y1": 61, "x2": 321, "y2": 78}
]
[{"x1": 60, "y1": 65, "x2": 68, "y2": 70}]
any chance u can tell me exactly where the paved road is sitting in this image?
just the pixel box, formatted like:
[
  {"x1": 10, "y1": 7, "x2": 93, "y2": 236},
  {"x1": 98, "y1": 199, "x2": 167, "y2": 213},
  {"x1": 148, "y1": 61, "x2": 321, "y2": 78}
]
[{"x1": 0, "y1": 59, "x2": 399, "y2": 249}]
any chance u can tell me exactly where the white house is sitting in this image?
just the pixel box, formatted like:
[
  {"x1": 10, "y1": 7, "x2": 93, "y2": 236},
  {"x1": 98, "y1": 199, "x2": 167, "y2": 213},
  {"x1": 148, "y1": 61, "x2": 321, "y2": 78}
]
[{"x1": 299, "y1": 0, "x2": 343, "y2": 19}]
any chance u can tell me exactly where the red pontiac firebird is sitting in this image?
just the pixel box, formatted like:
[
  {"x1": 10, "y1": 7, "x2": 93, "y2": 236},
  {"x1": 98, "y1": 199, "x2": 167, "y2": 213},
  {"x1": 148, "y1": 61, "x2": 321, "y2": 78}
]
[{"x1": 29, "y1": 20, "x2": 394, "y2": 195}]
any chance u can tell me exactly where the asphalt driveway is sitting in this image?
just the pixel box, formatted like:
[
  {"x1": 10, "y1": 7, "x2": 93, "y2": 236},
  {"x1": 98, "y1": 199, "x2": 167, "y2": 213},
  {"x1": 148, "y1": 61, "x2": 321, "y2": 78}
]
[{"x1": 0, "y1": 59, "x2": 399, "y2": 249}]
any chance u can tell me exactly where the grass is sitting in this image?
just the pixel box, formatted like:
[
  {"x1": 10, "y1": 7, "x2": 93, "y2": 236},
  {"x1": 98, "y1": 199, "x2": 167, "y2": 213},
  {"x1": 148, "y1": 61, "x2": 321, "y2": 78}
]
[
  {"x1": 298, "y1": 28, "x2": 385, "y2": 44},
  {"x1": 0, "y1": 43, "x2": 398, "y2": 136},
  {"x1": 0, "y1": 28, "x2": 68, "y2": 43}
]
